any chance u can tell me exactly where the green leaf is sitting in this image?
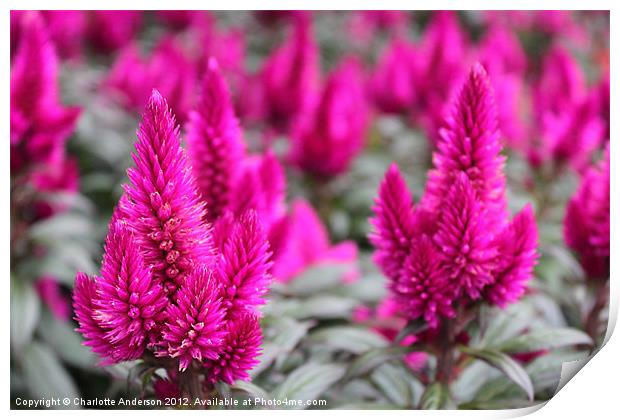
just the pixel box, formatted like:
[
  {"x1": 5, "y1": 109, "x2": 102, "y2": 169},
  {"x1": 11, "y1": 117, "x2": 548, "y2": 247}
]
[
  {"x1": 309, "y1": 326, "x2": 388, "y2": 354},
  {"x1": 494, "y1": 328, "x2": 593, "y2": 354},
  {"x1": 274, "y1": 363, "x2": 345, "y2": 409},
  {"x1": 38, "y1": 313, "x2": 98, "y2": 370},
  {"x1": 267, "y1": 295, "x2": 358, "y2": 320},
  {"x1": 370, "y1": 363, "x2": 413, "y2": 407},
  {"x1": 284, "y1": 263, "x2": 350, "y2": 296},
  {"x1": 419, "y1": 382, "x2": 451, "y2": 409},
  {"x1": 232, "y1": 381, "x2": 270, "y2": 400},
  {"x1": 22, "y1": 342, "x2": 80, "y2": 404},
  {"x1": 11, "y1": 277, "x2": 41, "y2": 352},
  {"x1": 344, "y1": 346, "x2": 412, "y2": 381},
  {"x1": 28, "y1": 213, "x2": 94, "y2": 242},
  {"x1": 461, "y1": 347, "x2": 534, "y2": 401}
]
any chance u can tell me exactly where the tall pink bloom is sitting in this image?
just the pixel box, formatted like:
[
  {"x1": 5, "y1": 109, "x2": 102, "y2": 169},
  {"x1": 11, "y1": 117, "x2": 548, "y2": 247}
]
[
  {"x1": 216, "y1": 211, "x2": 273, "y2": 315},
  {"x1": 187, "y1": 58, "x2": 245, "y2": 222},
  {"x1": 290, "y1": 57, "x2": 369, "y2": 178},
  {"x1": 261, "y1": 12, "x2": 319, "y2": 130},
  {"x1": 423, "y1": 63, "x2": 507, "y2": 224},
  {"x1": 369, "y1": 38, "x2": 417, "y2": 115},
  {"x1": 564, "y1": 144, "x2": 610, "y2": 279},
  {"x1": 204, "y1": 313, "x2": 262, "y2": 384},
  {"x1": 370, "y1": 64, "x2": 538, "y2": 326},
  {"x1": 10, "y1": 11, "x2": 80, "y2": 175},
  {"x1": 41, "y1": 10, "x2": 87, "y2": 60},
  {"x1": 121, "y1": 90, "x2": 214, "y2": 296},
  {"x1": 159, "y1": 266, "x2": 227, "y2": 371}
]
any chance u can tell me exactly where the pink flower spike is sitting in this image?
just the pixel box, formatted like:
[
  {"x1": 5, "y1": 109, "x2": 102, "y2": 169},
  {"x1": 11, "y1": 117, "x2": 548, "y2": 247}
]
[
  {"x1": 424, "y1": 63, "x2": 507, "y2": 224},
  {"x1": 396, "y1": 235, "x2": 455, "y2": 328},
  {"x1": 564, "y1": 144, "x2": 610, "y2": 278},
  {"x1": 485, "y1": 204, "x2": 539, "y2": 307},
  {"x1": 217, "y1": 210, "x2": 273, "y2": 316},
  {"x1": 433, "y1": 173, "x2": 498, "y2": 300},
  {"x1": 73, "y1": 273, "x2": 116, "y2": 365},
  {"x1": 160, "y1": 265, "x2": 227, "y2": 371},
  {"x1": 87, "y1": 11, "x2": 142, "y2": 53},
  {"x1": 204, "y1": 313, "x2": 262, "y2": 384},
  {"x1": 123, "y1": 90, "x2": 214, "y2": 296},
  {"x1": 369, "y1": 163, "x2": 417, "y2": 281},
  {"x1": 187, "y1": 57, "x2": 246, "y2": 223},
  {"x1": 95, "y1": 221, "x2": 168, "y2": 356},
  {"x1": 35, "y1": 276, "x2": 71, "y2": 321}
]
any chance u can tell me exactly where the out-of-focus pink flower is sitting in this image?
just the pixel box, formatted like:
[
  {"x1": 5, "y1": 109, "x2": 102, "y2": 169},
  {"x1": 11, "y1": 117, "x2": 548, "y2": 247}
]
[
  {"x1": 564, "y1": 144, "x2": 610, "y2": 279},
  {"x1": 121, "y1": 90, "x2": 214, "y2": 296},
  {"x1": 216, "y1": 211, "x2": 272, "y2": 315},
  {"x1": 154, "y1": 10, "x2": 202, "y2": 31},
  {"x1": 87, "y1": 11, "x2": 142, "y2": 53},
  {"x1": 347, "y1": 11, "x2": 409, "y2": 45},
  {"x1": 187, "y1": 58, "x2": 245, "y2": 223},
  {"x1": 272, "y1": 199, "x2": 359, "y2": 283},
  {"x1": 204, "y1": 313, "x2": 262, "y2": 384},
  {"x1": 159, "y1": 266, "x2": 227, "y2": 371},
  {"x1": 255, "y1": 10, "x2": 308, "y2": 25},
  {"x1": 41, "y1": 11, "x2": 87, "y2": 60},
  {"x1": 413, "y1": 11, "x2": 470, "y2": 141},
  {"x1": 596, "y1": 72, "x2": 610, "y2": 141},
  {"x1": 291, "y1": 57, "x2": 368, "y2": 178},
  {"x1": 35, "y1": 276, "x2": 71, "y2": 321},
  {"x1": 10, "y1": 11, "x2": 80, "y2": 176},
  {"x1": 369, "y1": 38, "x2": 417, "y2": 114},
  {"x1": 261, "y1": 12, "x2": 319, "y2": 131},
  {"x1": 106, "y1": 37, "x2": 197, "y2": 121}
]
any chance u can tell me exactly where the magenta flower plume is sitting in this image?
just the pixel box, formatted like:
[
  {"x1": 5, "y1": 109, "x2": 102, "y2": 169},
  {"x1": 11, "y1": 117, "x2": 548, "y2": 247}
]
[
  {"x1": 395, "y1": 236, "x2": 455, "y2": 328},
  {"x1": 73, "y1": 273, "x2": 117, "y2": 364},
  {"x1": 564, "y1": 144, "x2": 610, "y2": 278},
  {"x1": 369, "y1": 163, "x2": 417, "y2": 281},
  {"x1": 10, "y1": 11, "x2": 80, "y2": 175},
  {"x1": 187, "y1": 57, "x2": 245, "y2": 222},
  {"x1": 41, "y1": 11, "x2": 87, "y2": 60},
  {"x1": 291, "y1": 57, "x2": 369, "y2": 178},
  {"x1": 87, "y1": 11, "x2": 142, "y2": 53},
  {"x1": 216, "y1": 210, "x2": 273, "y2": 315},
  {"x1": 204, "y1": 314, "x2": 262, "y2": 384},
  {"x1": 122, "y1": 90, "x2": 214, "y2": 296},
  {"x1": 261, "y1": 12, "x2": 319, "y2": 130},
  {"x1": 433, "y1": 173, "x2": 498, "y2": 299},
  {"x1": 485, "y1": 205, "x2": 539, "y2": 307},
  {"x1": 95, "y1": 221, "x2": 168, "y2": 357},
  {"x1": 35, "y1": 276, "x2": 71, "y2": 321},
  {"x1": 369, "y1": 38, "x2": 417, "y2": 114},
  {"x1": 424, "y1": 63, "x2": 507, "y2": 223},
  {"x1": 159, "y1": 266, "x2": 227, "y2": 371},
  {"x1": 272, "y1": 199, "x2": 359, "y2": 283}
]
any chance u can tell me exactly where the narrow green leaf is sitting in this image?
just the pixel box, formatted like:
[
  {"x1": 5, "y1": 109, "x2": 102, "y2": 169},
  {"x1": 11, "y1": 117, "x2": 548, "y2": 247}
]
[
  {"x1": 419, "y1": 382, "x2": 451, "y2": 409},
  {"x1": 274, "y1": 363, "x2": 345, "y2": 409},
  {"x1": 394, "y1": 318, "x2": 427, "y2": 343},
  {"x1": 232, "y1": 381, "x2": 270, "y2": 400},
  {"x1": 284, "y1": 263, "x2": 350, "y2": 296},
  {"x1": 38, "y1": 313, "x2": 98, "y2": 370},
  {"x1": 22, "y1": 342, "x2": 80, "y2": 404},
  {"x1": 11, "y1": 278, "x2": 41, "y2": 352},
  {"x1": 461, "y1": 347, "x2": 534, "y2": 401},
  {"x1": 344, "y1": 346, "x2": 412, "y2": 381},
  {"x1": 309, "y1": 326, "x2": 388, "y2": 354},
  {"x1": 370, "y1": 363, "x2": 413, "y2": 407},
  {"x1": 494, "y1": 328, "x2": 593, "y2": 354}
]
